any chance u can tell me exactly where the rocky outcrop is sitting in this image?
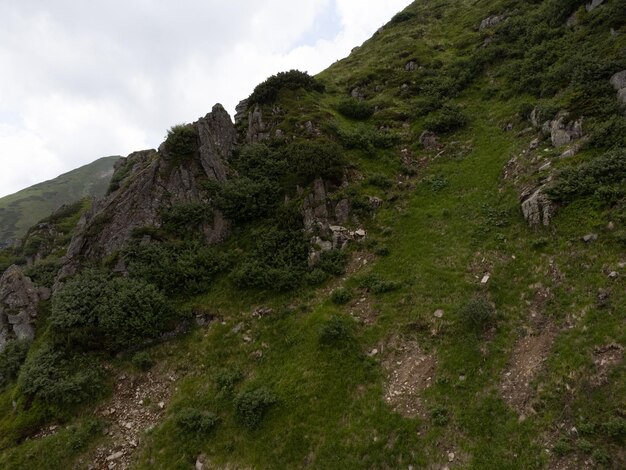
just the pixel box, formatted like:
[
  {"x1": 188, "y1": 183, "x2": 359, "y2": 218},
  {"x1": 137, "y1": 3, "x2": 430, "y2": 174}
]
[
  {"x1": 0, "y1": 265, "x2": 50, "y2": 350},
  {"x1": 60, "y1": 104, "x2": 236, "y2": 274},
  {"x1": 586, "y1": 0, "x2": 605, "y2": 11},
  {"x1": 549, "y1": 112, "x2": 583, "y2": 147},
  {"x1": 610, "y1": 70, "x2": 626, "y2": 105},
  {"x1": 521, "y1": 187, "x2": 553, "y2": 227},
  {"x1": 479, "y1": 15, "x2": 505, "y2": 31},
  {"x1": 234, "y1": 99, "x2": 249, "y2": 124},
  {"x1": 246, "y1": 106, "x2": 270, "y2": 143}
]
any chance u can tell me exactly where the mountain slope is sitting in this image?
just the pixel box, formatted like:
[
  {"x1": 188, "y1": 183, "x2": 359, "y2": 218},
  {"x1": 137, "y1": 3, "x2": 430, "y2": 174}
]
[
  {"x1": 0, "y1": 1, "x2": 625, "y2": 469},
  {"x1": 0, "y1": 156, "x2": 119, "y2": 245}
]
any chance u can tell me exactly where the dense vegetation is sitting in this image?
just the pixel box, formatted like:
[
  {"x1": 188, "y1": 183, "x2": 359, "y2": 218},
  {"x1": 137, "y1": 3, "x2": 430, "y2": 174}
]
[{"x1": 1, "y1": 0, "x2": 626, "y2": 468}]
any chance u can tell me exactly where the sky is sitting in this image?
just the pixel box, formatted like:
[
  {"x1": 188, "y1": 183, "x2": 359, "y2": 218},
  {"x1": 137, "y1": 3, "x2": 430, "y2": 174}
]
[{"x1": 0, "y1": 0, "x2": 412, "y2": 198}]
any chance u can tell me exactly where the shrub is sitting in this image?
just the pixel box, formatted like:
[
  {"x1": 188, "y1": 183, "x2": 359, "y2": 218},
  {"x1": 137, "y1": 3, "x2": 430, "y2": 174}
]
[
  {"x1": 175, "y1": 408, "x2": 219, "y2": 436},
  {"x1": 215, "y1": 369, "x2": 244, "y2": 394},
  {"x1": 546, "y1": 150, "x2": 626, "y2": 204},
  {"x1": 18, "y1": 344, "x2": 104, "y2": 407},
  {"x1": 288, "y1": 140, "x2": 346, "y2": 185},
  {"x1": 248, "y1": 70, "x2": 324, "y2": 105},
  {"x1": 431, "y1": 405, "x2": 449, "y2": 426},
  {"x1": 330, "y1": 288, "x2": 352, "y2": 305},
  {"x1": 337, "y1": 99, "x2": 375, "y2": 120},
  {"x1": 389, "y1": 11, "x2": 415, "y2": 25},
  {"x1": 305, "y1": 268, "x2": 330, "y2": 286},
  {"x1": 424, "y1": 104, "x2": 468, "y2": 134},
  {"x1": 163, "y1": 123, "x2": 198, "y2": 161},
  {"x1": 234, "y1": 387, "x2": 277, "y2": 429},
  {"x1": 214, "y1": 177, "x2": 280, "y2": 222},
  {"x1": 50, "y1": 270, "x2": 174, "y2": 352},
  {"x1": 162, "y1": 203, "x2": 212, "y2": 237},
  {"x1": 459, "y1": 297, "x2": 497, "y2": 334},
  {"x1": 316, "y1": 250, "x2": 348, "y2": 276},
  {"x1": 367, "y1": 174, "x2": 393, "y2": 189},
  {"x1": 358, "y1": 273, "x2": 401, "y2": 294},
  {"x1": 131, "y1": 351, "x2": 154, "y2": 371},
  {"x1": 423, "y1": 174, "x2": 449, "y2": 192},
  {"x1": 553, "y1": 437, "x2": 572, "y2": 456},
  {"x1": 232, "y1": 143, "x2": 288, "y2": 181},
  {"x1": 0, "y1": 340, "x2": 30, "y2": 388},
  {"x1": 124, "y1": 241, "x2": 227, "y2": 296},
  {"x1": 66, "y1": 418, "x2": 104, "y2": 451},
  {"x1": 319, "y1": 316, "x2": 353, "y2": 346},
  {"x1": 24, "y1": 259, "x2": 60, "y2": 289}
]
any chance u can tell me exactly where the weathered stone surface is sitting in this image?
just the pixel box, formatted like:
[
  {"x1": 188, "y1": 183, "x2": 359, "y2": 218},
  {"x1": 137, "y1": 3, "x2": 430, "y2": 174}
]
[
  {"x1": 618, "y1": 88, "x2": 626, "y2": 105},
  {"x1": 246, "y1": 105, "x2": 270, "y2": 143},
  {"x1": 521, "y1": 187, "x2": 553, "y2": 227},
  {"x1": 405, "y1": 60, "x2": 418, "y2": 71},
  {"x1": 610, "y1": 71, "x2": 626, "y2": 91},
  {"x1": 419, "y1": 130, "x2": 440, "y2": 150},
  {"x1": 234, "y1": 99, "x2": 249, "y2": 124},
  {"x1": 550, "y1": 112, "x2": 583, "y2": 147},
  {"x1": 334, "y1": 199, "x2": 350, "y2": 224},
  {"x1": 60, "y1": 105, "x2": 236, "y2": 276},
  {"x1": 0, "y1": 265, "x2": 49, "y2": 350},
  {"x1": 479, "y1": 15, "x2": 505, "y2": 31},
  {"x1": 586, "y1": 0, "x2": 605, "y2": 12}
]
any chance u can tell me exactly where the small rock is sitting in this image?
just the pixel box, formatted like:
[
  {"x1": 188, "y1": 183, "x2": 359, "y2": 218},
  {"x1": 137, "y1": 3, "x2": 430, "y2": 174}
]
[
  {"x1": 368, "y1": 348, "x2": 379, "y2": 357},
  {"x1": 196, "y1": 454, "x2": 207, "y2": 470},
  {"x1": 529, "y1": 138, "x2": 540, "y2": 150},
  {"x1": 434, "y1": 309, "x2": 444, "y2": 318},
  {"x1": 231, "y1": 322, "x2": 244, "y2": 334},
  {"x1": 607, "y1": 221, "x2": 615, "y2": 231},
  {"x1": 354, "y1": 229, "x2": 366, "y2": 237},
  {"x1": 448, "y1": 452, "x2": 456, "y2": 462},
  {"x1": 106, "y1": 451, "x2": 124, "y2": 461},
  {"x1": 582, "y1": 233, "x2": 598, "y2": 243},
  {"x1": 158, "y1": 401, "x2": 165, "y2": 409},
  {"x1": 608, "y1": 271, "x2": 619, "y2": 279},
  {"x1": 243, "y1": 335, "x2": 252, "y2": 343},
  {"x1": 481, "y1": 274, "x2": 490, "y2": 284}
]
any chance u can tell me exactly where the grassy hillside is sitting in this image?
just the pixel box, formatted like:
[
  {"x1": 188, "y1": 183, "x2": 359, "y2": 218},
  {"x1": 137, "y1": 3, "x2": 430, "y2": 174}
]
[
  {"x1": 1, "y1": 0, "x2": 625, "y2": 469},
  {"x1": 0, "y1": 156, "x2": 119, "y2": 244}
]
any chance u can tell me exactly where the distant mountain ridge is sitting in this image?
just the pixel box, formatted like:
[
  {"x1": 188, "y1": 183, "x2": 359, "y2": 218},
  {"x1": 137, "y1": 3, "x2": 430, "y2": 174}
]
[{"x1": 0, "y1": 156, "x2": 119, "y2": 244}]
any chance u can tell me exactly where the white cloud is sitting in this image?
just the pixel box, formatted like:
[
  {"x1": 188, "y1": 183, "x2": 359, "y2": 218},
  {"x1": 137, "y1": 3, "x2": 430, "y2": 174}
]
[{"x1": 0, "y1": 0, "x2": 412, "y2": 198}]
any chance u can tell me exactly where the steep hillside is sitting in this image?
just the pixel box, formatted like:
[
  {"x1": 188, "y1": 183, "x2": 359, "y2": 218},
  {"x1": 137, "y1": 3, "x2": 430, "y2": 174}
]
[
  {"x1": 1, "y1": 1, "x2": 625, "y2": 469},
  {"x1": 0, "y1": 156, "x2": 119, "y2": 245}
]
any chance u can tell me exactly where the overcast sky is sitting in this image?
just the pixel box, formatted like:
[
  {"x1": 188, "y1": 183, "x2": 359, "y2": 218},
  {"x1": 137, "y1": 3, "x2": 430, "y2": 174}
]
[{"x1": 0, "y1": 0, "x2": 412, "y2": 198}]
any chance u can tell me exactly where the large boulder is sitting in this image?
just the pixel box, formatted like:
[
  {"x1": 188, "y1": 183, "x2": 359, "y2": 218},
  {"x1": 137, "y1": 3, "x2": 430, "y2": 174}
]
[
  {"x1": 550, "y1": 112, "x2": 583, "y2": 147},
  {"x1": 0, "y1": 265, "x2": 49, "y2": 350},
  {"x1": 521, "y1": 187, "x2": 553, "y2": 227}
]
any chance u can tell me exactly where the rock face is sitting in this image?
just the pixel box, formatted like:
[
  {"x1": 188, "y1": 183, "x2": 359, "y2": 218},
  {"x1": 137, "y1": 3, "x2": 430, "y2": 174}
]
[
  {"x1": 234, "y1": 99, "x2": 249, "y2": 124},
  {"x1": 61, "y1": 104, "x2": 236, "y2": 273},
  {"x1": 586, "y1": 0, "x2": 605, "y2": 11},
  {"x1": 246, "y1": 106, "x2": 270, "y2": 143},
  {"x1": 550, "y1": 112, "x2": 583, "y2": 147},
  {"x1": 479, "y1": 15, "x2": 505, "y2": 31},
  {"x1": 0, "y1": 265, "x2": 49, "y2": 350},
  {"x1": 610, "y1": 70, "x2": 626, "y2": 105},
  {"x1": 521, "y1": 187, "x2": 553, "y2": 227}
]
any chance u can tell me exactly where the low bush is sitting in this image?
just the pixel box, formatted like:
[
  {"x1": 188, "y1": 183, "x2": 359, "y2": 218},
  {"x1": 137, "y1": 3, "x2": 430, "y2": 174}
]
[
  {"x1": 175, "y1": 408, "x2": 219, "y2": 436},
  {"x1": 337, "y1": 99, "x2": 375, "y2": 120},
  {"x1": 431, "y1": 405, "x2": 449, "y2": 426},
  {"x1": 24, "y1": 259, "x2": 60, "y2": 289},
  {"x1": 231, "y1": 143, "x2": 288, "y2": 181},
  {"x1": 319, "y1": 316, "x2": 354, "y2": 347},
  {"x1": 248, "y1": 70, "x2": 324, "y2": 105},
  {"x1": 50, "y1": 270, "x2": 174, "y2": 352},
  {"x1": 288, "y1": 140, "x2": 346, "y2": 185},
  {"x1": 0, "y1": 340, "x2": 30, "y2": 389},
  {"x1": 162, "y1": 203, "x2": 212, "y2": 237},
  {"x1": 305, "y1": 268, "x2": 330, "y2": 286},
  {"x1": 18, "y1": 344, "x2": 104, "y2": 407},
  {"x1": 131, "y1": 351, "x2": 154, "y2": 371},
  {"x1": 215, "y1": 369, "x2": 244, "y2": 394},
  {"x1": 163, "y1": 124, "x2": 198, "y2": 161},
  {"x1": 330, "y1": 288, "x2": 352, "y2": 305},
  {"x1": 316, "y1": 250, "x2": 348, "y2": 276},
  {"x1": 424, "y1": 104, "x2": 468, "y2": 134},
  {"x1": 459, "y1": 297, "x2": 497, "y2": 334},
  {"x1": 214, "y1": 177, "x2": 280, "y2": 222},
  {"x1": 367, "y1": 174, "x2": 393, "y2": 189},
  {"x1": 234, "y1": 387, "x2": 277, "y2": 429},
  {"x1": 389, "y1": 11, "x2": 415, "y2": 25},
  {"x1": 546, "y1": 150, "x2": 626, "y2": 204},
  {"x1": 358, "y1": 273, "x2": 401, "y2": 294}
]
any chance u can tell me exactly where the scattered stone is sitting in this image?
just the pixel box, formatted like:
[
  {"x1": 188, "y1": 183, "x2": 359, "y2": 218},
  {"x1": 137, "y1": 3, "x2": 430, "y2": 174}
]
[
  {"x1": 597, "y1": 288, "x2": 611, "y2": 308},
  {"x1": 521, "y1": 187, "x2": 553, "y2": 227},
  {"x1": 434, "y1": 309, "x2": 444, "y2": 318},
  {"x1": 481, "y1": 274, "x2": 491, "y2": 284},
  {"x1": 419, "y1": 130, "x2": 440, "y2": 150},
  {"x1": 607, "y1": 221, "x2": 615, "y2": 231},
  {"x1": 538, "y1": 162, "x2": 551, "y2": 172},
  {"x1": 608, "y1": 271, "x2": 619, "y2": 279},
  {"x1": 231, "y1": 322, "x2": 244, "y2": 334},
  {"x1": 368, "y1": 348, "x2": 379, "y2": 357},
  {"x1": 196, "y1": 454, "x2": 207, "y2": 470},
  {"x1": 586, "y1": 0, "x2": 605, "y2": 12},
  {"x1": 367, "y1": 196, "x2": 384, "y2": 209},
  {"x1": 479, "y1": 14, "x2": 506, "y2": 31},
  {"x1": 582, "y1": 234, "x2": 598, "y2": 243},
  {"x1": 405, "y1": 60, "x2": 418, "y2": 71},
  {"x1": 550, "y1": 112, "x2": 583, "y2": 147},
  {"x1": 448, "y1": 452, "x2": 456, "y2": 462},
  {"x1": 158, "y1": 401, "x2": 165, "y2": 409},
  {"x1": 354, "y1": 229, "x2": 367, "y2": 238},
  {"x1": 106, "y1": 451, "x2": 124, "y2": 461},
  {"x1": 529, "y1": 138, "x2": 540, "y2": 150},
  {"x1": 251, "y1": 307, "x2": 273, "y2": 319}
]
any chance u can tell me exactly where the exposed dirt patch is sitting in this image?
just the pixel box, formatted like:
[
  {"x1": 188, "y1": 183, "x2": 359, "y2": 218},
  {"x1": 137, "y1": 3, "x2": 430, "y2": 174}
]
[
  {"x1": 349, "y1": 291, "x2": 379, "y2": 325},
  {"x1": 81, "y1": 368, "x2": 176, "y2": 470},
  {"x1": 382, "y1": 338, "x2": 437, "y2": 419},
  {"x1": 500, "y1": 324, "x2": 558, "y2": 414},
  {"x1": 591, "y1": 343, "x2": 624, "y2": 387}
]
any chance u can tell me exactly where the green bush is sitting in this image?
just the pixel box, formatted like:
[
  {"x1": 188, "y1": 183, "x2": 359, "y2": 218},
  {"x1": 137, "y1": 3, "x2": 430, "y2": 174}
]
[
  {"x1": 316, "y1": 250, "x2": 348, "y2": 276},
  {"x1": 358, "y1": 273, "x2": 401, "y2": 294},
  {"x1": 234, "y1": 387, "x2": 277, "y2": 429},
  {"x1": 330, "y1": 288, "x2": 352, "y2": 305},
  {"x1": 0, "y1": 340, "x2": 30, "y2": 389},
  {"x1": 232, "y1": 143, "x2": 288, "y2": 181},
  {"x1": 389, "y1": 11, "x2": 415, "y2": 25},
  {"x1": 214, "y1": 177, "x2": 280, "y2": 222},
  {"x1": 367, "y1": 174, "x2": 393, "y2": 189},
  {"x1": 24, "y1": 259, "x2": 61, "y2": 289},
  {"x1": 131, "y1": 351, "x2": 154, "y2": 371},
  {"x1": 459, "y1": 297, "x2": 497, "y2": 334},
  {"x1": 232, "y1": 227, "x2": 309, "y2": 292},
  {"x1": 288, "y1": 140, "x2": 346, "y2": 185},
  {"x1": 424, "y1": 104, "x2": 468, "y2": 134},
  {"x1": 66, "y1": 418, "x2": 104, "y2": 451},
  {"x1": 124, "y1": 241, "x2": 227, "y2": 296},
  {"x1": 163, "y1": 123, "x2": 198, "y2": 161},
  {"x1": 248, "y1": 70, "x2": 324, "y2": 105},
  {"x1": 175, "y1": 408, "x2": 219, "y2": 436},
  {"x1": 319, "y1": 316, "x2": 354, "y2": 347},
  {"x1": 215, "y1": 369, "x2": 244, "y2": 394},
  {"x1": 337, "y1": 99, "x2": 375, "y2": 120},
  {"x1": 305, "y1": 268, "x2": 330, "y2": 286},
  {"x1": 18, "y1": 344, "x2": 104, "y2": 407},
  {"x1": 162, "y1": 203, "x2": 212, "y2": 237},
  {"x1": 50, "y1": 270, "x2": 174, "y2": 352},
  {"x1": 546, "y1": 150, "x2": 626, "y2": 204},
  {"x1": 431, "y1": 405, "x2": 449, "y2": 426}
]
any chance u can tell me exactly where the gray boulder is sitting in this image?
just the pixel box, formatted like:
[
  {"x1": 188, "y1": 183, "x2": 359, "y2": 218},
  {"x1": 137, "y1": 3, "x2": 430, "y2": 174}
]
[
  {"x1": 550, "y1": 112, "x2": 583, "y2": 147},
  {"x1": 610, "y1": 71, "x2": 626, "y2": 91},
  {"x1": 247, "y1": 106, "x2": 270, "y2": 143},
  {"x1": 234, "y1": 99, "x2": 249, "y2": 124},
  {"x1": 479, "y1": 15, "x2": 505, "y2": 31},
  {"x1": 0, "y1": 265, "x2": 49, "y2": 350},
  {"x1": 521, "y1": 187, "x2": 553, "y2": 227}
]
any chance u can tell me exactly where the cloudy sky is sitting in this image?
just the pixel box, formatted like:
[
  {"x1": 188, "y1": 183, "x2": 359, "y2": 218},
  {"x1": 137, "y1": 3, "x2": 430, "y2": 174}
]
[{"x1": 0, "y1": 0, "x2": 412, "y2": 198}]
